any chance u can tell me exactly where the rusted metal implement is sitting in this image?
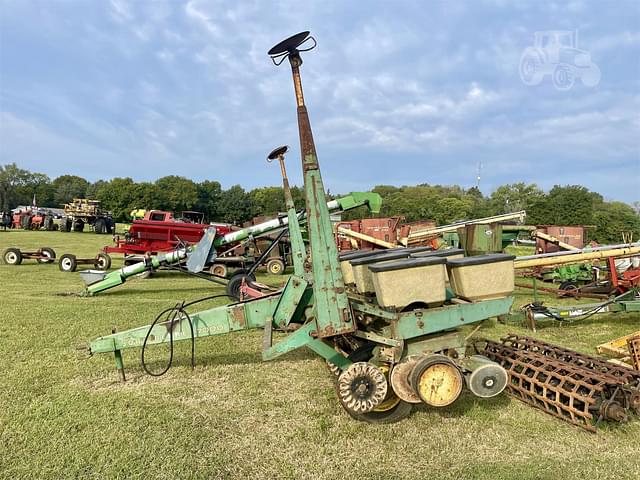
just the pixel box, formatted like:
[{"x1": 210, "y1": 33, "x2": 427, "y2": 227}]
[
  {"x1": 596, "y1": 330, "x2": 640, "y2": 369},
  {"x1": 480, "y1": 334, "x2": 640, "y2": 431},
  {"x1": 628, "y1": 335, "x2": 640, "y2": 371}
]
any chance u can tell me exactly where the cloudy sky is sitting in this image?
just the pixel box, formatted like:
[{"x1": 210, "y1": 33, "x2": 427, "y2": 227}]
[{"x1": 1, "y1": 0, "x2": 639, "y2": 202}]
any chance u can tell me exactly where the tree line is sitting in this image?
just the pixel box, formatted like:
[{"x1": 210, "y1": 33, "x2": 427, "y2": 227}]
[{"x1": 1, "y1": 162, "x2": 638, "y2": 243}]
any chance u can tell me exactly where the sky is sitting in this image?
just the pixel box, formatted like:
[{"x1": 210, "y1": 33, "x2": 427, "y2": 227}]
[{"x1": 0, "y1": 0, "x2": 639, "y2": 202}]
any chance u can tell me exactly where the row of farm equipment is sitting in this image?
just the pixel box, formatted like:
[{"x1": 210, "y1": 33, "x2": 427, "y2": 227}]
[
  {"x1": 83, "y1": 32, "x2": 639, "y2": 432},
  {"x1": 2, "y1": 198, "x2": 115, "y2": 233},
  {"x1": 2, "y1": 246, "x2": 112, "y2": 271},
  {"x1": 2, "y1": 32, "x2": 639, "y2": 433}
]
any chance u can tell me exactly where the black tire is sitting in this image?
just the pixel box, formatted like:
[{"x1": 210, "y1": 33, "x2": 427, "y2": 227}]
[
  {"x1": 266, "y1": 258, "x2": 286, "y2": 275},
  {"x1": 21, "y1": 215, "x2": 31, "y2": 229},
  {"x1": 58, "y1": 254, "x2": 77, "y2": 272},
  {"x1": 73, "y1": 220, "x2": 84, "y2": 232},
  {"x1": 94, "y1": 253, "x2": 111, "y2": 270},
  {"x1": 37, "y1": 247, "x2": 56, "y2": 263},
  {"x1": 3, "y1": 247, "x2": 22, "y2": 265},
  {"x1": 209, "y1": 264, "x2": 228, "y2": 278},
  {"x1": 94, "y1": 218, "x2": 106, "y2": 234},
  {"x1": 44, "y1": 217, "x2": 54, "y2": 231},
  {"x1": 62, "y1": 218, "x2": 72, "y2": 232},
  {"x1": 105, "y1": 218, "x2": 113, "y2": 234},
  {"x1": 226, "y1": 271, "x2": 256, "y2": 301},
  {"x1": 559, "y1": 281, "x2": 579, "y2": 292},
  {"x1": 343, "y1": 344, "x2": 413, "y2": 424}
]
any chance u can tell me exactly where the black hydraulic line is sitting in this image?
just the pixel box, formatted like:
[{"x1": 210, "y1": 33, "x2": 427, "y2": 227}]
[{"x1": 141, "y1": 294, "x2": 229, "y2": 376}]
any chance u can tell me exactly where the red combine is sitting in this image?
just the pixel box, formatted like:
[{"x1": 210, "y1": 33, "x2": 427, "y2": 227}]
[{"x1": 104, "y1": 210, "x2": 234, "y2": 259}]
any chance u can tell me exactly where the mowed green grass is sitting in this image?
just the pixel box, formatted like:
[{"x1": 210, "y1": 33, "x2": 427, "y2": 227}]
[{"x1": 1, "y1": 230, "x2": 639, "y2": 480}]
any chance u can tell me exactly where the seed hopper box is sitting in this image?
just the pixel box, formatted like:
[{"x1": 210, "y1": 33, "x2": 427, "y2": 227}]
[
  {"x1": 340, "y1": 246, "x2": 432, "y2": 286},
  {"x1": 447, "y1": 254, "x2": 516, "y2": 301},
  {"x1": 369, "y1": 257, "x2": 447, "y2": 308},
  {"x1": 411, "y1": 248, "x2": 465, "y2": 282},
  {"x1": 350, "y1": 247, "x2": 432, "y2": 294}
]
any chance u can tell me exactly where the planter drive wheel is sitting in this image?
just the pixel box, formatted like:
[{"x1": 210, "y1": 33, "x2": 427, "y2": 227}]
[
  {"x1": 37, "y1": 247, "x2": 56, "y2": 263},
  {"x1": 59, "y1": 254, "x2": 77, "y2": 272},
  {"x1": 266, "y1": 258, "x2": 285, "y2": 275},
  {"x1": 3, "y1": 248, "x2": 23, "y2": 265},
  {"x1": 95, "y1": 253, "x2": 112, "y2": 270}
]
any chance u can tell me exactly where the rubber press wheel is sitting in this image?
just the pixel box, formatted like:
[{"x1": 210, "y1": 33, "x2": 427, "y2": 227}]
[
  {"x1": 3, "y1": 248, "x2": 22, "y2": 265},
  {"x1": 341, "y1": 344, "x2": 413, "y2": 424}
]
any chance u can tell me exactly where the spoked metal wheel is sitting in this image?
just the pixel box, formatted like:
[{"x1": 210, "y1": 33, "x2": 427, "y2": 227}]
[{"x1": 336, "y1": 343, "x2": 413, "y2": 424}]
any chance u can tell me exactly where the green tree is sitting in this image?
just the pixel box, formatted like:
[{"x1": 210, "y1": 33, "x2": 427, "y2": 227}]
[
  {"x1": 16, "y1": 172, "x2": 53, "y2": 207},
  {"x1": 592, "y1": 201, "x2": 640, "y2": 243},
  {"x1": 543, "y1": 185, "x2": 599, "y2": 225},
  {"x1": 155, "y1": 176, "x2": 199, "y2": 213},
  {"x1": 52, "y1": 174, "x2": 90, "y2": 205},
  {"x1": 218, "y1": 185, "x2": 251, "y2": 224},
  {"x1": 433, "y1": 197, "x2": 474, "y2": 224},
  {"x1": 0, "y1": 163, "x2": 30, "y2": 210},
  {"x1": 489, "y1": 183, "x2": 545, "y2": 217},
  {"x1": 95, "y1": 177, "x2": 139, "y2": 221},
  {"x1": 195, "y1": 180, "x2": 223, "y2": 221},
  {"x1": 250, "y1": 186, "x2": 286, "y2": 217}
]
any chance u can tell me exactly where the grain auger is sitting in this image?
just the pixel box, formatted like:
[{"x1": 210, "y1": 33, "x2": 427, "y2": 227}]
[{"x1": 90, "y1": 32, "x2": 599, "y2": 426}]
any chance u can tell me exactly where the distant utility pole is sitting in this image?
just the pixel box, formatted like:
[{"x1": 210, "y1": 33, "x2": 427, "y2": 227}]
[{"x1": 475, "y1": 161, "x2": 482, "y2": 189}]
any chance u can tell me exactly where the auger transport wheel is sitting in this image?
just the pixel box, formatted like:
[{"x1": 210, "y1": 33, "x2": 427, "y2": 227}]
[{"x1": 226, "y1": 270, "x2": 256, "y2": 301}]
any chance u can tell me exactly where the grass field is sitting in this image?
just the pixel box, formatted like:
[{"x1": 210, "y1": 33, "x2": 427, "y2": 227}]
[{"x1": 1, "y1": 229, "x2": 639, "y2": 479}]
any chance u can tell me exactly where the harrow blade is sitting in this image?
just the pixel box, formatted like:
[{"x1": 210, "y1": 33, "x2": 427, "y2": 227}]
[{"x1": 480, "y1": 337, "x2": 638, "y2": 432}]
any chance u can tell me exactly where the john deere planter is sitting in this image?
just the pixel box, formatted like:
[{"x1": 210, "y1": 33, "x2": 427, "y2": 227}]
[{"x1": 88, "y1": 32, "x2": 639, "y2": 428}]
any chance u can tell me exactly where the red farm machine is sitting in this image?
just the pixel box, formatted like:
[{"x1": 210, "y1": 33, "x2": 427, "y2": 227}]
[{"x1": 102, "y1": 209, "x2": 251, "y2": 277}]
